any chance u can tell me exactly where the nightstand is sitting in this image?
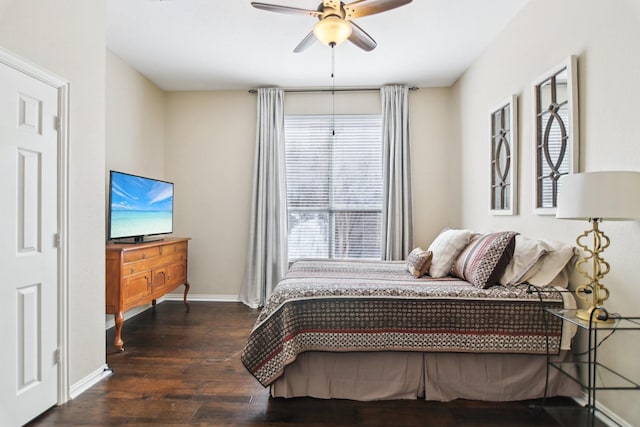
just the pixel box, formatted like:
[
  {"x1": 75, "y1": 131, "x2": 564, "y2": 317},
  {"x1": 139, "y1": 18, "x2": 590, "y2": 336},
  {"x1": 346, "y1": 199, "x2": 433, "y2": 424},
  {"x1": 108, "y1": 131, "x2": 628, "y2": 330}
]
[{"x1": 544, "y1": 307, "x2": 640, "y2": 426}]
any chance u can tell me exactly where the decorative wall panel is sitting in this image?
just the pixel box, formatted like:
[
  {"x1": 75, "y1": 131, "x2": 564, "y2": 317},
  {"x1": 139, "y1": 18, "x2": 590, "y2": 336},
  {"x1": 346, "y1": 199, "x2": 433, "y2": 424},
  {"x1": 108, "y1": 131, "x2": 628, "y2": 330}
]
[{"x1": 532, "y1": 56, "x2": 579, "y2": 215}]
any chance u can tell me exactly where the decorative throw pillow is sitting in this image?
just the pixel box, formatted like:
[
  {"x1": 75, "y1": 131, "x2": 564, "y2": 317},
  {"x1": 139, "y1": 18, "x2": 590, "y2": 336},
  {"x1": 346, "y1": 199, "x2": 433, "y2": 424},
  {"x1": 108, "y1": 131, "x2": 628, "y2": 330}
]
[
  {"x1": 499, "y1": 235, "x2": 553, "y2": 286},
  {"x1": 406, "y1": 247, "x2": 433, "y2": 278},
  {"x1": 427, "y1": 229, "x2": 474, "y2": 278},
  {"x1": 451, "y1": 231, "x2": 518, "y2": 288}
]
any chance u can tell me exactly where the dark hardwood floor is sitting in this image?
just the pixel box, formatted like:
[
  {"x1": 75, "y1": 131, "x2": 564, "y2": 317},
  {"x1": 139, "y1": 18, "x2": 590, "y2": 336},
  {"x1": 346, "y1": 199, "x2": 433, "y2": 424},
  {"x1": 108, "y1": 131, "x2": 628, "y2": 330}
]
[{"x1": 28, "y1": 301, "x2": 587, "y2": 426}]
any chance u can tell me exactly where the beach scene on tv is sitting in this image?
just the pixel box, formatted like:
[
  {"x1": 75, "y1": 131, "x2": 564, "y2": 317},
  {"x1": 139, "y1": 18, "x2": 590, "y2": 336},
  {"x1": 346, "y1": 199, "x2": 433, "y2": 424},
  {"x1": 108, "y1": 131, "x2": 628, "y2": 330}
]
[{"x1": 110, "y1": 172, "x2": 174, "y2": 239}]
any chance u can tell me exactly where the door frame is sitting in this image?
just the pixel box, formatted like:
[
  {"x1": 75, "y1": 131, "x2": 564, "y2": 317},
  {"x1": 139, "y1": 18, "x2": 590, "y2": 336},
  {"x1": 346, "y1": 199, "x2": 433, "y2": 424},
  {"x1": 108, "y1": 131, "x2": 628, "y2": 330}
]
[{"x1": 0, "y1": 47, "x2": 70, "y2": 405}]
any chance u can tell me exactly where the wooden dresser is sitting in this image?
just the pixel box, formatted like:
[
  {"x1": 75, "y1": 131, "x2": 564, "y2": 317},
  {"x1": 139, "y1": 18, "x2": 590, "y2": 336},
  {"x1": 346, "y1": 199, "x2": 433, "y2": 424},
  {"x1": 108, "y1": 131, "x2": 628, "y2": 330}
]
[{"x1": 106, "y1": 237, "x2": 190, "y2": 351}]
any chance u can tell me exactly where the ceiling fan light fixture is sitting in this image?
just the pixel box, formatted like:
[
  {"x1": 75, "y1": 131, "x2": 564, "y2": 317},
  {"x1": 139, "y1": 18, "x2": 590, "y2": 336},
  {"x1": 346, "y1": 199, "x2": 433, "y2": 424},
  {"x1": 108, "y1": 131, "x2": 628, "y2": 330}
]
[{"x1": 313, "y1": 16, "x2": 352, "y2": 47}]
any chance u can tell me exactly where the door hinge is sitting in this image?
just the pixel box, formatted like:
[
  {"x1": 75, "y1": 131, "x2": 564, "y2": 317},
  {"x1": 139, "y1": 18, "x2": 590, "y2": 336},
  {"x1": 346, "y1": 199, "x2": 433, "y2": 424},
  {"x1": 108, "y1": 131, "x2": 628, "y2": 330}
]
[
  {"x1": 54, "y1": 348, "x2": 61, "y2": 364},
  {"x1": 54, "y1": 116, "x2": 60, "y2": 131},
  {"x1": 54, "y1": 233, "x2": 61, "y2": 248}
]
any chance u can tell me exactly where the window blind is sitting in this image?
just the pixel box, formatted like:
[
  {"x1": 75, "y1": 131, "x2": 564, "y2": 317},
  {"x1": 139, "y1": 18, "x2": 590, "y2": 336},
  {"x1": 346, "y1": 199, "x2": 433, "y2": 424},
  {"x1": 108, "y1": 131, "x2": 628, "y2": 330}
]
[{"x1": 285, "y1": 114, "x2": 382, "y2": 261}]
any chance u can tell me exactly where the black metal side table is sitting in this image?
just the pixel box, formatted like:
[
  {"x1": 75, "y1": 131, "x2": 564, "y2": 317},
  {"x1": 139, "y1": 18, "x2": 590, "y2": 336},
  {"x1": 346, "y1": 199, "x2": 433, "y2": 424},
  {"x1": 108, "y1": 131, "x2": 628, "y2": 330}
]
[{"x1": 544, "y1": 307, "x2": 640, "y2": 426}]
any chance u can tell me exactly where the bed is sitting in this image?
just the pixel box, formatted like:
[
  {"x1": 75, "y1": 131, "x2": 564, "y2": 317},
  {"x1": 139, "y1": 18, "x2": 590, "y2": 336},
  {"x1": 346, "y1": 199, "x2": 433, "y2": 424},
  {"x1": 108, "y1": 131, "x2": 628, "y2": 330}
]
[{"x1": 241, "y1": 230, "x2": 582, "y2": 401}]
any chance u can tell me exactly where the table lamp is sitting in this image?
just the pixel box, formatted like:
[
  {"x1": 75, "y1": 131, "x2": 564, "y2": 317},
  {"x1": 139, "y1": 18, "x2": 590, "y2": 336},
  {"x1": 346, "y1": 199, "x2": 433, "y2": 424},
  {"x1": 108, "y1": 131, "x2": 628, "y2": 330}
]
[{"x1": 556, "y1": 171, "x2": 640, "y2": 322}]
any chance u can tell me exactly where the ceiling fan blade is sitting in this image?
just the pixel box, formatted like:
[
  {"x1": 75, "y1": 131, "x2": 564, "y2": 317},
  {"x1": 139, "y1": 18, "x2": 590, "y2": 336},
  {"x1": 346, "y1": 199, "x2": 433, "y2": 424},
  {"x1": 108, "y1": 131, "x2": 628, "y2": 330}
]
[
  {"x1": 343, "y1": 0, "x2": 412, "y2": 20},
  {"x1": 293, "y1": 31, "x2": 317, "y2": 53},
  {"x1": 251, "y1": 2, "x2": 321, "y2": 17},
  {"x1": 348, "y1": 21, "x2": 377, "y2": 51}
]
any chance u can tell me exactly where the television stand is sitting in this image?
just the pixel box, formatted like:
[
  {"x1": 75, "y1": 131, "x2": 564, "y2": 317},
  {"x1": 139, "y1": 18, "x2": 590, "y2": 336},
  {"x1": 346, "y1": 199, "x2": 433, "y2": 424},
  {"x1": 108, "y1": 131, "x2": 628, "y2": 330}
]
[{"x1": 105, "y1": 237, "x2": 191, "y2": 351}]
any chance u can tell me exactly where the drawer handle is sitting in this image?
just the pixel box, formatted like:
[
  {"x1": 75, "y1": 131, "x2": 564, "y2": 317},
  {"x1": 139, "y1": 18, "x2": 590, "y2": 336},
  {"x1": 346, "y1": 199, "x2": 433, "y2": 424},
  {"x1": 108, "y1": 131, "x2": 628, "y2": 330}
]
[
  {"x1": 142, "y1": 253, "x2": 146, "y2": 259},
  {"x1": 130, "y1": 268, "x2": 135, "y2": 274}
]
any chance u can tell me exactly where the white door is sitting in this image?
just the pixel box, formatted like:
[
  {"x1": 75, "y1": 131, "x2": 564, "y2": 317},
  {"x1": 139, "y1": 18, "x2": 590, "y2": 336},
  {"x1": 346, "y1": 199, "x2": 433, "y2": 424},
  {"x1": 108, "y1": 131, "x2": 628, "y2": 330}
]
[{"x1": 0, "y1": 60, "x2": 59, "y2": 426}]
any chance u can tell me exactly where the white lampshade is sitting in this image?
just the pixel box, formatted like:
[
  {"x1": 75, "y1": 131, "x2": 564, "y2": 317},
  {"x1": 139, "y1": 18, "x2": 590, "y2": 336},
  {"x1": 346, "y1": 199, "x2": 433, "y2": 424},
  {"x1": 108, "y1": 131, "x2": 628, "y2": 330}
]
[
  {"x1": 556, "y1": 171, "x2": 640, "y2": 220},
  {"x1": 313, "y1": 16, "x2": 352, "y2": 46}
]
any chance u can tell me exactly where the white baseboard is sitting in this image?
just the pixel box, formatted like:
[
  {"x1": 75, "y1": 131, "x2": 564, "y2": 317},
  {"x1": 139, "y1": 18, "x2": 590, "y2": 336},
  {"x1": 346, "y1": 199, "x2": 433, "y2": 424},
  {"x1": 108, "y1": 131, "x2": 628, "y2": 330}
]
[
  {"x1": 573, "y1": 393, "x2": 631, "y2": 427},
  {"x1": 69, "y1": 364, "x2": 112, "y2": 399},
  {"x1": 164, "y1": 293, "x2": 241, "y2": 302}
]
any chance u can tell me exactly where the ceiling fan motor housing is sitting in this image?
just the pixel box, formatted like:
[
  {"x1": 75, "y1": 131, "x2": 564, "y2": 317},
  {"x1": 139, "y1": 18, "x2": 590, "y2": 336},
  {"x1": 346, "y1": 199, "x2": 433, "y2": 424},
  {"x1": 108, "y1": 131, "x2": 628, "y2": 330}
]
[{"x1": 317, "y1": 1, "x2": 347, "y2": 20}]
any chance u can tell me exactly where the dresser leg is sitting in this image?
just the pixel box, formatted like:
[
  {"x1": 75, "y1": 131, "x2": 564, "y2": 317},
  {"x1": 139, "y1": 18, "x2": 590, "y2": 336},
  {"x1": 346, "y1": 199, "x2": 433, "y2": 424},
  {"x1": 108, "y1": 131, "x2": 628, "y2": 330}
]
[
  {"x1": 183, "y1": 281, "x2": 190, "y2": 312},
  {"x1": 114, "y1": 311, "x2": 124, "y2": 351},
  {"x1": 152, "y1": 299, "x2": 157, "y2": 312}
]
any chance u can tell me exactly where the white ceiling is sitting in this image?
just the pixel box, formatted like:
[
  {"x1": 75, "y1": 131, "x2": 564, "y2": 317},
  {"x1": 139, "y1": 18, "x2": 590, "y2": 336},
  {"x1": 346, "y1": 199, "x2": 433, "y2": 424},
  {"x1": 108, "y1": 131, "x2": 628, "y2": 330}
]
[{"x1": 106, "y1": 0, "x2": 529, "y2": 91}]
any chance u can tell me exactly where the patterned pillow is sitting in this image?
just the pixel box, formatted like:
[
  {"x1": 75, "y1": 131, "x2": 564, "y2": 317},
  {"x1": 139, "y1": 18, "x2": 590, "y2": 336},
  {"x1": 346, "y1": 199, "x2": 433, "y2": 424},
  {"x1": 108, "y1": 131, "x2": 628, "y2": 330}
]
[
  {"x1": 427, "y1": 229, "x2": 474, "y2": 278},
  {"x1": 451, "y1": 231, "x2": 518, "y2": 288},
  {"x1": 406, "y1": 247, "x2": 433, "y2": 278}
]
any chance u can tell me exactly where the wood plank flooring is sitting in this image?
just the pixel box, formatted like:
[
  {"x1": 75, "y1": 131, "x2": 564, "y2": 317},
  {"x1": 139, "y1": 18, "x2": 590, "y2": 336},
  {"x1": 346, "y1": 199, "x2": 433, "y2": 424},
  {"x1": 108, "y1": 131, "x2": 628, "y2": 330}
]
[{"x1": 28, "y1": 301, "x2": 587, "y2": 426}]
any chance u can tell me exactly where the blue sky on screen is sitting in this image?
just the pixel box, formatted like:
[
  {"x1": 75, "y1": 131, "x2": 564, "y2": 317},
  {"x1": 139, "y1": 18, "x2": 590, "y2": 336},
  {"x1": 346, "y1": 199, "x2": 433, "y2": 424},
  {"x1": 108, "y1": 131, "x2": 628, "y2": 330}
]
[{"x1": 111, "y1": 173, "x2": 173, "y2": 212}]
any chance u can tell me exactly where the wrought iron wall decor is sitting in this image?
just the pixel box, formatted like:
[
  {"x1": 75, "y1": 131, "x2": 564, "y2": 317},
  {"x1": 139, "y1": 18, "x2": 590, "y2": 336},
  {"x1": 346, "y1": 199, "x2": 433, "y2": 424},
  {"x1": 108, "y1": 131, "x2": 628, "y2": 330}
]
[
  {"x1": 489, "y1": 95, "x2": 518, "y2": 215},
  {"x1": 532, "y1": 56, "x2": 579, "y2": 215}
]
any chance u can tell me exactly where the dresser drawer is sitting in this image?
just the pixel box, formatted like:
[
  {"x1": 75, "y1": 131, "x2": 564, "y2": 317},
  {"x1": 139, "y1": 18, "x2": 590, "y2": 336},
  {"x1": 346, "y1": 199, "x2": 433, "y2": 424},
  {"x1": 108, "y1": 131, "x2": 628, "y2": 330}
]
[
  {"x1": 124, "y1": 251, "x2": 186, "y2": 276},
  {"x1": 162, "y1": 241, "x2": 187, "y2": 255},
  {"x1": 123, "y1": 246, "x2": 161, "y2": 263}
]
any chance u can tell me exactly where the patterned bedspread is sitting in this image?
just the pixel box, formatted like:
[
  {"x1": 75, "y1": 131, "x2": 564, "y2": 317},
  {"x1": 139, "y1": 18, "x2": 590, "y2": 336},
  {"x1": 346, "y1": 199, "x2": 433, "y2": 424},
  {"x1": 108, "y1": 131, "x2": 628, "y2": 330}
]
[{"x1": 241, "y1": 259, "x2": 565, "y2": 387}]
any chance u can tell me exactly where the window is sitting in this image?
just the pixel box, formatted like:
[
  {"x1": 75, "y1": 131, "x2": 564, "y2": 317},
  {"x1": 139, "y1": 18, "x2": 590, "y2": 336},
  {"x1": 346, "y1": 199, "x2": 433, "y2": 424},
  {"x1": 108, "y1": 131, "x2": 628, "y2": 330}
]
[{"x1": 285, "y1": 114, "x2": 382, "y2": 261}]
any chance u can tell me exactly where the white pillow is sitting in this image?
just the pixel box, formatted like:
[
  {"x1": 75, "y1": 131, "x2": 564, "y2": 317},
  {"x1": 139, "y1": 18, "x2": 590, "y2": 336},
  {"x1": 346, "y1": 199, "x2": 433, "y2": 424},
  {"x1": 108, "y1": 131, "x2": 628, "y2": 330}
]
[
  {"x1": 526, "y1": 239, "x2": 577, "y2": 288},
  {"x1": 499, "y1": 235, "x2": 553, "y2": 285},
  {"x1": 427, "y1": 229, "x2": 474, "y2": 278}
]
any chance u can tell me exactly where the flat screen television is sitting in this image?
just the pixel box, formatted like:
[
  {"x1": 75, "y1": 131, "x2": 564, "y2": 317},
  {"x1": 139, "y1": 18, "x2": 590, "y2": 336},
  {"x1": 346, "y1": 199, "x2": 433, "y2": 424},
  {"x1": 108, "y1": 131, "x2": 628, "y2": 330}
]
[{"x1": 108, "y1": 170, "x2": 174, "y2": 243}]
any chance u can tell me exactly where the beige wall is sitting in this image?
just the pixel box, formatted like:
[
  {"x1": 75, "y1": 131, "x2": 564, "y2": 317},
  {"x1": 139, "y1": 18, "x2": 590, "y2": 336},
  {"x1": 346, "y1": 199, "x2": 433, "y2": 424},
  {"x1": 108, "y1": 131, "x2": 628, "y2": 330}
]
[
  {"x1": 453, "y1": 0, "x2": 640, "y2": 424},
  {"x1": 409, "y1": 87, "x2": 460, "y2": 247},
  {"x1": 106, "y1": 50, "x2": 166, "y2": 178},
  {"x1": 164, "y1": 91, "x2": 256, "y2": 297},
  {"x1": 0, "y1": 0, "x2": 106, "y2": 387}
]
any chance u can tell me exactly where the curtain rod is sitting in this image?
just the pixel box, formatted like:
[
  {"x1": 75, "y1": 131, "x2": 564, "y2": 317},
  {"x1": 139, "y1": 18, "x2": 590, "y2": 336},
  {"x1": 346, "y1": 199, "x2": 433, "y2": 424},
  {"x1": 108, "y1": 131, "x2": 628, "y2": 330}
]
[{"x1": 248, "y1": 86, "x2": 418, "y2": 94}]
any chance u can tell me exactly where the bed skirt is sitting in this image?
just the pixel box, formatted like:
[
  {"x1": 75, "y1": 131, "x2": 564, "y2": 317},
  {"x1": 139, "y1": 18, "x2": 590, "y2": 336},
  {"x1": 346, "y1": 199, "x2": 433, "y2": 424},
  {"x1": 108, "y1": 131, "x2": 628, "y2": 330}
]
[{"x1": 270, "y1": 351, "x2": 581, "y2": 401}]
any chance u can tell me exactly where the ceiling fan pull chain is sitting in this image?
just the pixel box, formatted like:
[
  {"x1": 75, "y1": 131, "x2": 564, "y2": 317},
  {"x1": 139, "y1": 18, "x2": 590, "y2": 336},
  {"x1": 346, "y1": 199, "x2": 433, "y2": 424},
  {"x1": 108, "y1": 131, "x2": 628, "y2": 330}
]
[{"x1": 331, "y1": 44, "x2": 336, "y2": 137}]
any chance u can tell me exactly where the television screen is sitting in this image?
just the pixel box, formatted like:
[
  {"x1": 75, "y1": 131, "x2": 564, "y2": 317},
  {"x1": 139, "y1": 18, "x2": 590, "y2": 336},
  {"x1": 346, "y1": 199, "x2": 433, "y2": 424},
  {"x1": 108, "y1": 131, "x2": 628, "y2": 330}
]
[{"x1": 108, "y1": 170, "x2": 174, "y2": 242}]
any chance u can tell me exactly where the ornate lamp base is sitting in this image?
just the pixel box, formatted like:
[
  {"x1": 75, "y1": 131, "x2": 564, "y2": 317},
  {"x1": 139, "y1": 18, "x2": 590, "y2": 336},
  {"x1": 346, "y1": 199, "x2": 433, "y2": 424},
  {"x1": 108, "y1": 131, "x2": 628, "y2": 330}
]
[{"x1": 574, "y1": 219, "x2": 614, "y2": 323}]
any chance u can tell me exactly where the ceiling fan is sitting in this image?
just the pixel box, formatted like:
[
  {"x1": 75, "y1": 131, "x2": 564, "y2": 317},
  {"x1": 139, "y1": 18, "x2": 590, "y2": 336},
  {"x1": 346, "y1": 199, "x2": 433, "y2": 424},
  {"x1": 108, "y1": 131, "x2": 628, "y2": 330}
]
[{"x1": 251, "y1": 0, "x2": 413, "y2": 52}]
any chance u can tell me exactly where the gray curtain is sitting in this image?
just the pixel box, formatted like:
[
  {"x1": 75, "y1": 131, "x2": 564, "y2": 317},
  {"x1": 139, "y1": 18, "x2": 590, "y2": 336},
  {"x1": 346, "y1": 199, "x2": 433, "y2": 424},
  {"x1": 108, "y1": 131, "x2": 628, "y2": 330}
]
[
  {"x1": 239, "y1": 88, "x2": 288, "y2": 308},
  {"x1": 381, "y1": 85, "x2": 413, "y2": 260}
]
